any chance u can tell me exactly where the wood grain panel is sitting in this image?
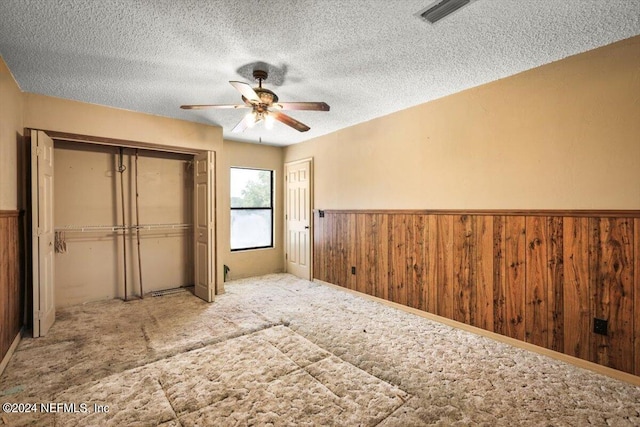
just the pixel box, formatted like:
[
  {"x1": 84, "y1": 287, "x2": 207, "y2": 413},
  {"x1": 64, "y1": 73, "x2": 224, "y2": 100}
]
[
  {"x1": 563, "y1": 217, "x2": 591, "y2": 360},
  {"x1": 313, "y1": 210, "x2": 326, "y2": 282},
  {"x1": 355, "y1": 214, "x2": 367, "y2": 295},
  {"x1": 0, "y1": 216, "x2": 8, "y2": 360},
  {"x1": 414, "y1": 215, "x2": 432, "y2": 311},
  {"x1": 635, "y1": 218, "x2": 640, "y2": 376},
  {"x1": 591, "y1": 218, "x2": 634, "y2": 373},
  {"x1": 505, "y1": 216, "x2": 526, "y2": 340},
  {"x1": 525, "y1": 216, "x2": 548, "y2": 347},
  {"x1": 0, "y1": 212, "x2": 21, "y2": 365},
  {"x1": 389, "y1": 215, "x2": 408, "y2": 305},
  {"x1": 547, "y1": 217, "x2": 564, "y2": 353},
  {"x1": 357, "y1": 214, "x2": 389, "y2": 300},
  {"x1": 493, "y1": 216, "x2": 507, "y2": 336},
  {"x1": 427, "y1": 215, "x2": 438, "y2": 314},
  {"x1": 435, "y1": 215, "x2": 454, "y2": 319},
  {"x1": 323, "y1": 212, "x2": 338, "y2": 286},
  {"x1": 332, "y1": 213, "x2": 356, "y2": 290},
  {"x1": 345, "y1": 213, "x2": 357, "y2": 291},
  {"x1": 407, "y1": 215, "x2": 428, "y2": 311},
  {"x1": 475, "y1": 216, "x2": 494, "y2": 331},
  {"x1": 453, "y1": 215, "x2": 476, "y2": 325}
]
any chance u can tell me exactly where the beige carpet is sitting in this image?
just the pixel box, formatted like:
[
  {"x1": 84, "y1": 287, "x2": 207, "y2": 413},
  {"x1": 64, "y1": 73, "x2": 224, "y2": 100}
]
[{"x1": 0, "y1": 274, "x2": 639, "y2": 426}]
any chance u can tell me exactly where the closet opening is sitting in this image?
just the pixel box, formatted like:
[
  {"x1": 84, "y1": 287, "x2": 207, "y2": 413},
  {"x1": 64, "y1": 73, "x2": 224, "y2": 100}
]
[
  {"x1": 53, "y1": 140, "x2": 194, "y2": 306},
  {"x1": 26, "y1": 129, "x2": 217, "y2": 337}
]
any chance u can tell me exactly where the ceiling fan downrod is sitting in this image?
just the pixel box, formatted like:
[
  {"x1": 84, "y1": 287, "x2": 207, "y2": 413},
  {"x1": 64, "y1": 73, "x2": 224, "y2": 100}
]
[{"x1": 253, "y1": 69, "x2": 268, "y2": 89}]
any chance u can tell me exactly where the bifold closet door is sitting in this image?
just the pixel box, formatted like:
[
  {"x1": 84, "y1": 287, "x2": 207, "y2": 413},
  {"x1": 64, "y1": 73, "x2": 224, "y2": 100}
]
[
  {"x1": 31, "y1": 130, "x2": 55, "y2": 337},
  {"x1": 194, "y1": 151, "x2": 215, "y2": 302}
]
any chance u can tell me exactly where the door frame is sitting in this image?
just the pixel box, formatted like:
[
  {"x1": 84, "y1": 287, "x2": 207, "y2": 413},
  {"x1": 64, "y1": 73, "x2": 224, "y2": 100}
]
[{"x1": 284, "y1": 157, "x2": 314, "y2": 280}]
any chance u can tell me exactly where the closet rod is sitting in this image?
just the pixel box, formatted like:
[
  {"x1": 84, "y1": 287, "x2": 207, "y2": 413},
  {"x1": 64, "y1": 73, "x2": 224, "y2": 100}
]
[{"x1": 54, "y1": 223, "x2": 192, "y2": 232}]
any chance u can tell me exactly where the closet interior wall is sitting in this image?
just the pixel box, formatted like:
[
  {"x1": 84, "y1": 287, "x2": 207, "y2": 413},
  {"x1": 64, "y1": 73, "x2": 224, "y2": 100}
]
[{"x1": 54, "y1": 140, "x2": 194, "y2": 307}]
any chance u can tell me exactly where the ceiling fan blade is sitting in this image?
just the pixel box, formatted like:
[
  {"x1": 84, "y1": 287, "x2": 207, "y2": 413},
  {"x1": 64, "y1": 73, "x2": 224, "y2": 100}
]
[
  {"x1": 270, "y1": 110, "x2": 310, "y2": 132},
  {"x1": 272, "y1": 102, "x2": 330, "y2": 111},
  {"x1": 231, "y1": 113, "x2": 257, "y2": 133},
  {"x1": 229, "y1": 81, "x2": 260, "y2": 103},
  {"x1": 180, "y1": 104, "x2": 248, "y2": 110}
]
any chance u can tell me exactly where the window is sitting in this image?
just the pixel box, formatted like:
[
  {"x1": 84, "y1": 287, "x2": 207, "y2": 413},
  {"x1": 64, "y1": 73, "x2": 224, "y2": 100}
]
[{"x1": 230, "y1": 167, "x2": 274, "y2": 251}]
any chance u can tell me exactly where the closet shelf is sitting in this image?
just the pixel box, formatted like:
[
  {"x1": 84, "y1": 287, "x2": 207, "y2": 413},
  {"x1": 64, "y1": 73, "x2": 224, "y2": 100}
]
[{"x1": 55, "y1": 223, "x2": 192, "y2": 232}]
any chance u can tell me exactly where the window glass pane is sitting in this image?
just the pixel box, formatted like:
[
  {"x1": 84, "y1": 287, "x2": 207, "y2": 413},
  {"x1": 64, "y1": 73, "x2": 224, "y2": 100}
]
[
  {"x1": 230, "y1": 168, "x2": 272, "y2": 208},
  {"x1": 230, "y1": 209, "x2": 272, "y2": 250}
]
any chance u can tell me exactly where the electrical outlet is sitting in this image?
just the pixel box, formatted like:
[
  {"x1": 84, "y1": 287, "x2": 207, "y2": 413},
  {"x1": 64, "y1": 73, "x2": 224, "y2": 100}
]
[
  {"x1": 593, "y1": 318, "x2": 608, "y2": 336},
  {"x1": 319, "y1": 210, "x2": 325, "y2": 218},
  {"x1": 351, "y1": 266, "x2": 356, "y2": 275}
]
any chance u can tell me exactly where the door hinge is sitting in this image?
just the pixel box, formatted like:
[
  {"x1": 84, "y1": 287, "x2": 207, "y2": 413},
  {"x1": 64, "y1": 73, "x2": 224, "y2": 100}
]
[
  {"x1": 37, "y1": 310, "x2": 43, "y2": 320},
  {"x1": 285, "y1": 214, "x2": 288, "y2": 220},
  {"x1": 285, "y1": 253, "x2": 288, "y2": 260},
  {"x1": 36, "y1": 147, "x2": 43, "y2": 157}
]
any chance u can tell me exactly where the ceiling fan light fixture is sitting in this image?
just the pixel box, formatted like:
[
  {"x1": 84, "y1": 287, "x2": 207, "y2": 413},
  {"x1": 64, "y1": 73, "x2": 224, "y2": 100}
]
[
  {"x1": 264, "y1": 113, "x2": 275, "y2": 130},
  {"x1": 245, "y1": 111, "x2": 257, "y2": 128},
  {"x1": 417, "y1": 0, "x2": 471, "y2": 24}
]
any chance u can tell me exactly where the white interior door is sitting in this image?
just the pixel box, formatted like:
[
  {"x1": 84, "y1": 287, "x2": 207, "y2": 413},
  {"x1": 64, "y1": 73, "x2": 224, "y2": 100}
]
[
  {"x1": 31, "y1": 130, "x2": 55, "y2": 337},
  {"x1": 285, "y1": 159, "x2": 312, "y2": 280},
  {"x1": 194, "y1": 151, "x2": 215, "y2": 302}
]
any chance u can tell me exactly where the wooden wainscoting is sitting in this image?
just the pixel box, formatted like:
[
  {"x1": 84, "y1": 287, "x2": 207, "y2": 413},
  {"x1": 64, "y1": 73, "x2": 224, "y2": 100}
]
[
  {"x1": 0, "y1": 210, "x2": 21, "y2": 366},
  {"x1": 313, "y1": 210, "x2": 640, "y2": 376}
]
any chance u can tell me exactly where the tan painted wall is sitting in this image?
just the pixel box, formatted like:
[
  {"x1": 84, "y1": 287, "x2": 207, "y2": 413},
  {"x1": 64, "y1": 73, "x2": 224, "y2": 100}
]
[
  {"x1": 221, "y1": 140, "x2": 284, "y2": 280},
  {"x1": 0, "y1": 56, "x2": 23, "y2": 210},
  {"x1": 285, "y1": 36, "x2": 640, "y2": 210},
  {"x1": 54, "y1": 141, "x2": 193, "y2": 307},
  {"x1": 23, "y1": 93, "x2": 222, "y2": 152}
]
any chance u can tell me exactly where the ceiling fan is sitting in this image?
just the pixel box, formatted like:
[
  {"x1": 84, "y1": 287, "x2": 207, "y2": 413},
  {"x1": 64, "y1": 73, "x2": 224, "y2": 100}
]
[{"x1": 180, "y1": 69, "x2": 330, "y2": 133}]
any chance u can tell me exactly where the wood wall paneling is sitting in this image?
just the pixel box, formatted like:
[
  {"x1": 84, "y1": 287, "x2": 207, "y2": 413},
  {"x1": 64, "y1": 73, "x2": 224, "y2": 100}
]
[
  {"x1": 547, "y1": 217, "x2": 564, "y2": 353},
  {"x1": 436, "y1": 215, "x2": 454, "y2": 319},
  {"x1": 525, "y1": 216, "x2": 548, "y2": 347},
  {"x1": 327, "y1": 213, "x2": 356, "y2": 289},
  {"x1": 493, "y1": 216, "x2": 507, "y2": 336},
  {"x1": 356, "y1": 214, "x2": 389, "y2": 300},
  {"x1": 389, "y1": 215, "x2": 408, "y2": 306},
  {"x1": 563, "y1": 217, "x2": 591, "y2": 360},
  {"x1": 505, "y1": 216, "x2": 526, "y2": 341},
  {"x1": 475, "y1": 215, "x2": 494, "y2": 331},
  {"x1": 313, "y1": 210, "x2": 326, "y2": 282},
  {"x1": 412, "y1": 215, "x2": 429, "y2": 312},
  {"x1": 427, "y1": 215, "x2": 439, "y2": 314},
  {"x1": 313, "y1": 210, "x2": 639, "y2": 375},
  {"x1": 389, "y1": 214, "x2": 428, "y2": 310},
  {"x1": 0, "y1": 212, "x2": 21, "y2": 365},
  {"x1": 590, "y1": 218, "x2": 634, "y2": 373},
  {"x1": 635, "y1": 218, "x2": 640, "y2": 376},
  {"x1": 453, "y1": 215, "x2": 476, "y2": 325}
]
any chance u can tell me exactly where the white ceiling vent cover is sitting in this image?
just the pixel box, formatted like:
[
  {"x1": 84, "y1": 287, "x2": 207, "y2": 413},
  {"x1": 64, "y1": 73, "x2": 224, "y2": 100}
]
[{"x1": 418, "y1": 0, "x2": 472, "y2": 23}]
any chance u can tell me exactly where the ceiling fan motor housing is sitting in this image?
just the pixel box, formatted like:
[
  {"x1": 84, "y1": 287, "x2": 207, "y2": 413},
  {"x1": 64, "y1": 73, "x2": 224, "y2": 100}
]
[{"x1": 242, "y1": 88, "x2": 279, "y2": 111}]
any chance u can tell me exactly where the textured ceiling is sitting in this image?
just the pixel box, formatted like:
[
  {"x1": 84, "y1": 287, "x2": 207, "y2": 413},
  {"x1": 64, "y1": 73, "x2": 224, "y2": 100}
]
[{"x1": 1, "y1": 1, "x2": 639, "y2": 146}]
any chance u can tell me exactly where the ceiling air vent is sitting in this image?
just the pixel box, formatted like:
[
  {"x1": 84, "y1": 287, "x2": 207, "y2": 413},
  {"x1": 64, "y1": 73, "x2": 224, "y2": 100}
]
[{"x1": 418, "y1": 0, "x2": 471, "y2": 23}]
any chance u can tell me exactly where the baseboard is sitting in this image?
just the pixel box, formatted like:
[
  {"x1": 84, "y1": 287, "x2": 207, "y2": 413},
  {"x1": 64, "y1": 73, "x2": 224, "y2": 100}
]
[
  {"x1": 314, "y1": 279, "x2": 640, "y2": 387},
  {"x1": 0, "y1": 330, "x2": 22, "y2": 377}
]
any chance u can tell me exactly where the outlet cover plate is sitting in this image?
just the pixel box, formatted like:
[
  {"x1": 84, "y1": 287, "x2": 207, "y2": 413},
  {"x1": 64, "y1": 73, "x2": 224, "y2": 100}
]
[{"x1": 593, "y1": 318, "x2": 608, "y2": 336}]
